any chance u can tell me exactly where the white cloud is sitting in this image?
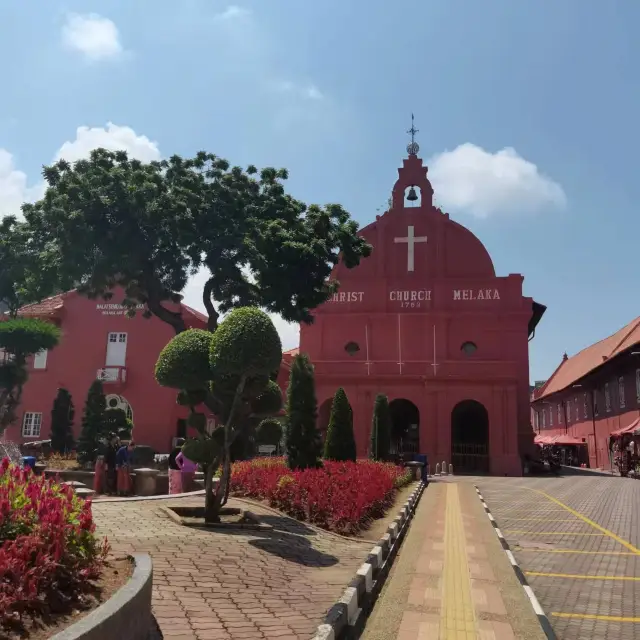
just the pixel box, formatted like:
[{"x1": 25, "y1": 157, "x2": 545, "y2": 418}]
[
  {"x1": 55, "y1": 123, "x2": 160, "y2": 163},
  {"x1": 428, "y1": 143, "x2": 566, "y2": 218},
  {"x1": 213, "y1": 5, "x2": 251, "y2": 21},
  {"x1": 61, "y1": 13, "x2": 123, "y2": 61}
]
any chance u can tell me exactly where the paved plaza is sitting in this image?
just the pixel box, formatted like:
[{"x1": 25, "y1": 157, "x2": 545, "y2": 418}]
[
  {"x1": 475, "y1": 472, "x2": 640, "y2": 640},
  {"x1": 92, "y1": 497, "x2": 370, "y2": 640}
]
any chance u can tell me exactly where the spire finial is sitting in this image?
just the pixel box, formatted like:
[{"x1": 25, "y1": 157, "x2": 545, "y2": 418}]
[{"x1": 406, "y1": 113, "x2": 420, "y2": 156}]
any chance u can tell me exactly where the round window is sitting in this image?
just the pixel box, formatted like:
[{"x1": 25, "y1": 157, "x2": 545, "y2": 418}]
[
  {"x1": 461, "y1": 341, "x2": 477, "y2": 356},
  {"x1": 344, "y1": 342, "x2": 360, "y2": 356}
]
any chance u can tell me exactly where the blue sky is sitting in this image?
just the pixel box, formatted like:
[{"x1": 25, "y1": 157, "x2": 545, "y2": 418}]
[{"x1": 1, "y1": 0, "x2": 638, "y2": 382}]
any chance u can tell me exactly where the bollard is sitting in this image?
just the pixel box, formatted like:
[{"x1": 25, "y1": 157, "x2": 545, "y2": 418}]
[
  {"x1": 442, "y1": 461, "x2": 447, "y2": 476},
  {"x1": 427, "y1": 464, "x2": 431, "y2": 477},
  {"x1": 449, "y1": 463, "x2": 453, "y2": 475},
  {"x1": 435, "y1": 463, "x2": 441, "y2": 475}
]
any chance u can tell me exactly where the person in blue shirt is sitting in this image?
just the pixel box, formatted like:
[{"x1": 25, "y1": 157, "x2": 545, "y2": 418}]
[{"x1": 116, "y1": 441, "x2": 135, "y2": 496}]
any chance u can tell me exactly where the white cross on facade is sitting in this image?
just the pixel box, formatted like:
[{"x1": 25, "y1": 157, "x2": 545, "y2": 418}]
[{"x1": 394, "y1": 225, "x2": 428, "y2": 272}]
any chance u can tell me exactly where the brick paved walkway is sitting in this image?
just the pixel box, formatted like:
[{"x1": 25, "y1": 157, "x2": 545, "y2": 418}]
[
  {"x1": 362, "y1": 482, "x2": 546, "y2": 640},
  {"x1": 92, "y1": 497, "x2": 370, "y2": 640},
  {"x1": 476, "y1": 474, "x2": 640, "y2": 640}
]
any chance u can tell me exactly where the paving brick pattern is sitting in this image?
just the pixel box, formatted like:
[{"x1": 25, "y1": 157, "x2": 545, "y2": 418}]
[
  {"x1": 474, "y1": 474, "x2": 640, "y2": 640},
  {"x1": 92, "y1": 497, "x2": 370, "y2": 640}
]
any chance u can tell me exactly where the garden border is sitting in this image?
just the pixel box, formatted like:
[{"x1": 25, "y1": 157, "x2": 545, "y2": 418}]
[
  {"x1": 49, "y1": 553, "x2": 153, "y2": 640},
  {"x1": 312, "y1": 480, "x2": 426, "y2": 640}
]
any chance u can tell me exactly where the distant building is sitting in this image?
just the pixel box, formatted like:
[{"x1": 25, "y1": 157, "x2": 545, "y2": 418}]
[
  {"x1": 2, "y1": 289, "x2": 211, "y2": 452},
  {"x1": 531, "y1": 318, "x2": 640, "y2": 470}
]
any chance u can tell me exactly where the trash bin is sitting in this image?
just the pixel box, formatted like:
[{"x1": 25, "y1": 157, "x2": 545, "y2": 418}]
[
  {"x1": 415, "y1": 454, "x2": 429, "y2": 483},
  {"x1": 21, "y1": 456, "x2": 36, "y2": 470}
]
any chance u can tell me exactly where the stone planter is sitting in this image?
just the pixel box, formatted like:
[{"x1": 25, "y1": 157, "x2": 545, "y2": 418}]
[
  {"x1": 133, "y1": 468, "x2": 160, "y2": 496},
  {"x1": 49, "y1": 554, "x2": 153, "y2": 640}
]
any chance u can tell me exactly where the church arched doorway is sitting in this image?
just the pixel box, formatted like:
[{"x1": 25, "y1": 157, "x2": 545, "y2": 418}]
[
  {"x1": 389, "y1": 399, "x2": 420, "y2": 458},
  {"x1": 451, "y1": 400, "x2": 490, "y2": 473}
]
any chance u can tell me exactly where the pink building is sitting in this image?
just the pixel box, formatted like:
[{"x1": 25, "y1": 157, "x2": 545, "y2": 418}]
[
  {"x1": 531, "y1": 317, "x2": 640, "y2": 470},
  {"x1": 3, "y1": 289, "x2": 209, "y2": 453}
]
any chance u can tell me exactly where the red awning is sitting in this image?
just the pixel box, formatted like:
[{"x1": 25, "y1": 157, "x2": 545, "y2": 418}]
[
  {"x1": 534, "y1": 435, "x2": 552, "y2": 445},
  {"x1": 610, "y1": 417, "x2": 640, "y2": 438}
]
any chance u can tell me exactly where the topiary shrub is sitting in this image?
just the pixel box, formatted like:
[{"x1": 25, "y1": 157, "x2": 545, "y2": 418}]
[
  {"x1": 284, "y1": 353, "x2": 322, "y2": 470},
  {"x1": 50, "y1": 388, "x2": 75, "y2": 454},
  {"x1": 76, "y1": 380, "x2": 106, "y2": 465},
  {"x1": 131, "y1": 445, "x2": 155, "y2": 467},
  {"x1": 104, "y1": 408, "x2": 132, "y2": 440},
  {"x1": 251, "y1": 380, "x2": 283, "y2": 416},
  {"x1": 324, "y1": 387, "x2": 356, "y2": 462},
  {"x1": 155, "y1": 329, "x2": 213, "y2": 390},
  {"x1": 370, "y1": 394, "x2": 392, "y2": 461}
]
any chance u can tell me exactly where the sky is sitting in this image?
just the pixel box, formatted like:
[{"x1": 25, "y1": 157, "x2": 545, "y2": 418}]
[{"x1": 1, "y1": 0, "x2": 638, "y2": 382}]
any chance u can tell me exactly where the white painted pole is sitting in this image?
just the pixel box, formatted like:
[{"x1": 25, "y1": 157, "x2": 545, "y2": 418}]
[
  {"x1": 442, "y1": 460, "x2": 447, "y2": 475},
  {"x1": 449, "y1": 463, "x2": 453, "y2": 475},
  {"x1": 435, "y1": 463, "x2": 441, "y2": 475}
]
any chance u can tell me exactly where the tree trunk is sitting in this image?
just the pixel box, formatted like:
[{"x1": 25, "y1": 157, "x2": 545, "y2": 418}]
[
  {"x1": 203, "y1": 462, "x2": 217, "y2": 523},
  {"x1": 221, "y1": 458, "x2": 232, "y2": 506}
]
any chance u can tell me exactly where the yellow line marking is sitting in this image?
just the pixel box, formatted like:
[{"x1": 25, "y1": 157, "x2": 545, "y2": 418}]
[
  {"x1": 527, "y1": 571, "x2": 640, "y2": 581},
  {"x1": 441, "y1": 483, "x2": 477, "y2": 638},
  {"x1": 523, "y1": 487, "x2": 640, "y2": 555},
  {"x1": 504, "y1": 530, "x2": 606, "y2": 536},
  {"x1": 552, "y1": 612, "x2": 640, "y2": 622},
  {"x1": 502, "y1": 518, "x2": 577, "y2": 522},
  {"x1": 515, "y1": 549, "x2": 637, "y2": 556}
]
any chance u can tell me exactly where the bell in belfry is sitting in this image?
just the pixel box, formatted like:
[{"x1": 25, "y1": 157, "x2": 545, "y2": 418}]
[{"x1": 406, "y1": 186, "x2": 418, "y2": 202}]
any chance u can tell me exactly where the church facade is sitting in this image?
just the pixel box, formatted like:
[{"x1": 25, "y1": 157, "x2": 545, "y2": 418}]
[{"x1": 297, "y1": 145, "x2": 545, "y2": 476}]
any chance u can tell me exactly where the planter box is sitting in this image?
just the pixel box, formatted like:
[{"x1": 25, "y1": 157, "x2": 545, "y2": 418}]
[{"x1": 49, "y1": 554, "x2": 153, "y2": 640}]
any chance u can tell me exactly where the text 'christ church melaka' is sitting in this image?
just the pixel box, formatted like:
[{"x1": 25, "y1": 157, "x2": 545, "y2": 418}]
[{"x1": 297, "y1": 129, "x2": 545, "y2": 477}]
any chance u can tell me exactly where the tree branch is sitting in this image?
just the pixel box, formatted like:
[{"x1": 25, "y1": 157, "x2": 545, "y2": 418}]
[{"x1": 203, "y1": 278, "x2": 219, "y2": 332}]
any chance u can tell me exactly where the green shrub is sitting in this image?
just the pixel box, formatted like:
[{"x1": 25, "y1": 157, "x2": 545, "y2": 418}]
[
  {"x1": 251, "y1": 380, "x2": 283, "y2": 416},
  {"x1": 131, "y1": 445, "x2": 155, "y2": 466},
  {"x1": 256, "y1": 418, "x2": 283, "y2": 446},
  {"x1": 370, "y1": 394, "x2": 392, "y2": 461},
  {"x1": 324, "y1": 387, "x2": 356, "y2": 462},
  {"x1": 76, "y1": 380, "x2": 106, "y2": 465},
  {"x1": 50, "y1": 388, "x2": 75, "y2": 454},
  {"x1": 155, "y1": 329, "x2": 213, "y2": 390}
]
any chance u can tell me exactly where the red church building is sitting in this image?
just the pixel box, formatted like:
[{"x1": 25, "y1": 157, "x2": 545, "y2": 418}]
[
  {"x1": 297, "y1": 141, "x2": 545, "y2": 476},
  {"x1": 2, "y1": 290, "x2": 211, "y2": 453},
  {"x1": 531, "y1": 317, "x2": 640, "y2": 471}
]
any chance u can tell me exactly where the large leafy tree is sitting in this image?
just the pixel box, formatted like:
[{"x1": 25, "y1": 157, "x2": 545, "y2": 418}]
[
  {"x1": 23, "y1": 149, "x2": 372, "y2": 334},
  {"x1": 155, "y1": 307, "x2": 283, "y2": 522},
  {"x1": 284, "y1": 353, "x2": 322, "y2": 470}
]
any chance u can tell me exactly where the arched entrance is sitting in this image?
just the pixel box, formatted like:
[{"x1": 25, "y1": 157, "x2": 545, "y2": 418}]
[
  {"x1": 389, "y1": 399, "x2": 420, "y2": 458},
  {"x1": 451, "y1": 400, "x2": 489, "y2": 473}
]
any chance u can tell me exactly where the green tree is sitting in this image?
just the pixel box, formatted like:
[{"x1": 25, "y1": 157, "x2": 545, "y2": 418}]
[
  {"x1": 0, "y1": 319, "x2": 61, "y2": 434},
  {"x1": 77, "y1": 380, "x2": 107, "y2": 464},
  {"x1": 284, "y1": 353, "x2": 322, "y2": 470},
  {"x1": 50, "y1": 388, "x2": 75, "y2": 453},
  {"x1": 324, "y1": 387, "x2": 356, "y2": 462},
  {"x1": 23, "y1": 149, "x2": 372, "y2": 335},
  {"x1": 104, "y1": 408, "x2": 133, "y2": 440},
  {"x1": 155, "y1": 308, "x2": 283, "y2": 522},
  {"x1": 256, "y1": 418, "x2": 283, "y2": 447},
  {"x1": 370, "y1": 394, "x2": 392, "y2": 461}
]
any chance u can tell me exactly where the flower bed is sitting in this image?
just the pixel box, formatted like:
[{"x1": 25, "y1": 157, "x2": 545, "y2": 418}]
[
  {"x1": 230, "y1": 457, "x2": 413, "y2": 535},
  {"x1": 0, "y1": 457, "x2": 109, "y2": 630}
]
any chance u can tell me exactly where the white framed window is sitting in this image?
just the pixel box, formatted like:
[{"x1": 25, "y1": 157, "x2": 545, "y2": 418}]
[
  {"x1": 619, "y1": 376, "x2": 626, "y2": 409},
  {"x1": 549, "y1": 405, "x2": 553, "y2": 426},
  {"x1": 636, "y1": 369, "x2": 640, "y2": 403},
  {"x1": 33, "y1": 349, "x2": 48, "y2": 370},
  {"x1": 605, "y1": 383, "x2": 611, "y2": 412},
  {"x1": 575, "y1": 397, "x2": 579, "y2": 421},
  {"x1": 534, "y1": 411, "x2": 539, "y2": 430},
  {"x1": 106, "y1": 332, "x2": 128, "y2": 367},
  {"x1": 567, "y1": 400, "x2": 572, "y2": 422},
  {"x1": 542, "y1": 409, "x2": 547, "y2": 428},
  {"x1": 557, "y1": 404, "x2": 562, "y2": 424},
  {"x1": 22, "y1": 412, "x2": 42, "y2": 438},
  {"x1": 583, "y1": 393, "x2": 588, "y2": 419}
]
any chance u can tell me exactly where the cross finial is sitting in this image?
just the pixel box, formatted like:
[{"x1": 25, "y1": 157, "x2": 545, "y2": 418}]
[{"x1": 406, "y1": 114, "x2": 420, "y2": 155}]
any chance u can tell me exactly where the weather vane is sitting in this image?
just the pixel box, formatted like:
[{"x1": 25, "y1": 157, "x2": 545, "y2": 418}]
[{"x1": 406, "y1": 113, "x2": 420, "y2": 156}]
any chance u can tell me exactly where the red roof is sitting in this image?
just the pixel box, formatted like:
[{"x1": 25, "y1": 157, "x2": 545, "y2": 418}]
[
  {"x1": 17, "y1": 292, "x2": 68, "y2": 317},
  {"x1": 535, "y1": 316, "x2": 640, "y2": 400},
  {"x1": 610, "y1": 417, "x2": 640, "y2": 438},
  {"x1": 283, "y1": 348, "x2": 299, "y2": 356}
]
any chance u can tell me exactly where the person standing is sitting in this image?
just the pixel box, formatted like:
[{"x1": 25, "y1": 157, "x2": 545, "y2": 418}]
[
  {"x1": 104, "y1": 434, "x2": 119, "y2": 495},
  {"x1": 168, "y1": 438, "x2": 185, "y2": 494},
  {"x1": 175, "y1": 448, "x2": 197, "y2": 493},
  {"x1": 116, "y1": 441, "x2": 135, "y2": 496}
]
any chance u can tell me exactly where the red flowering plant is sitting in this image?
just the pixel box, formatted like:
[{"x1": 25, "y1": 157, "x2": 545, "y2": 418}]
[
  {"x1": 0, "y1": 457, "x2": 109, "y2": 627},
  {"x1": 230, "y1": 457, "x2": 412, "y2": 535}
]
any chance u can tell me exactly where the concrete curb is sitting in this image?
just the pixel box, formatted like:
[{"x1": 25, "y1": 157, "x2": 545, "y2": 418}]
[
  {"x1": 312, "y1": 480, "x2": 427, "y2": 640},
  {"x1": 474, "y1": 486, "x2": 557, "y2": 640},
  {"x1": 49, "y1": 553, "x2": 153, "y2": 640}
]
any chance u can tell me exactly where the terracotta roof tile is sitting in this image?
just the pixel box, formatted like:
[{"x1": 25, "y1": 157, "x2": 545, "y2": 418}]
[
  {"x1": 283, "y1": 348, "x2": 299, "y2": 356},
  {"x1": 17, "y1": 292, "x2": 68, "y2": 317},
  {"x1": 536, "y1": 316, "x2": 640, "y2": 399}
]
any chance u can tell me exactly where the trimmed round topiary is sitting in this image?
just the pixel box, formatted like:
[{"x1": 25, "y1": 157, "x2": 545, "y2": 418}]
[
  {"x1": 177, "y1": 388, "x2": 208, "y2": 407},
  {"x1": 209, "y1": 307, "x2": 282, "y2": 380},
  {"x1": 256, "y1": 418, "x2": 283, "y2": 446},
  {"x1": 0, "y1": 317, "x2": 61, "y2": 355},
  {"x1": 155, "y1": 329, "x2": 213, "y2": 390},
  {"x1": 182, "y1": 437, "x2": 220, "y2": 465},
  {"x1": 251, "y1": 379, "x2": 283, "y2": 416}
]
